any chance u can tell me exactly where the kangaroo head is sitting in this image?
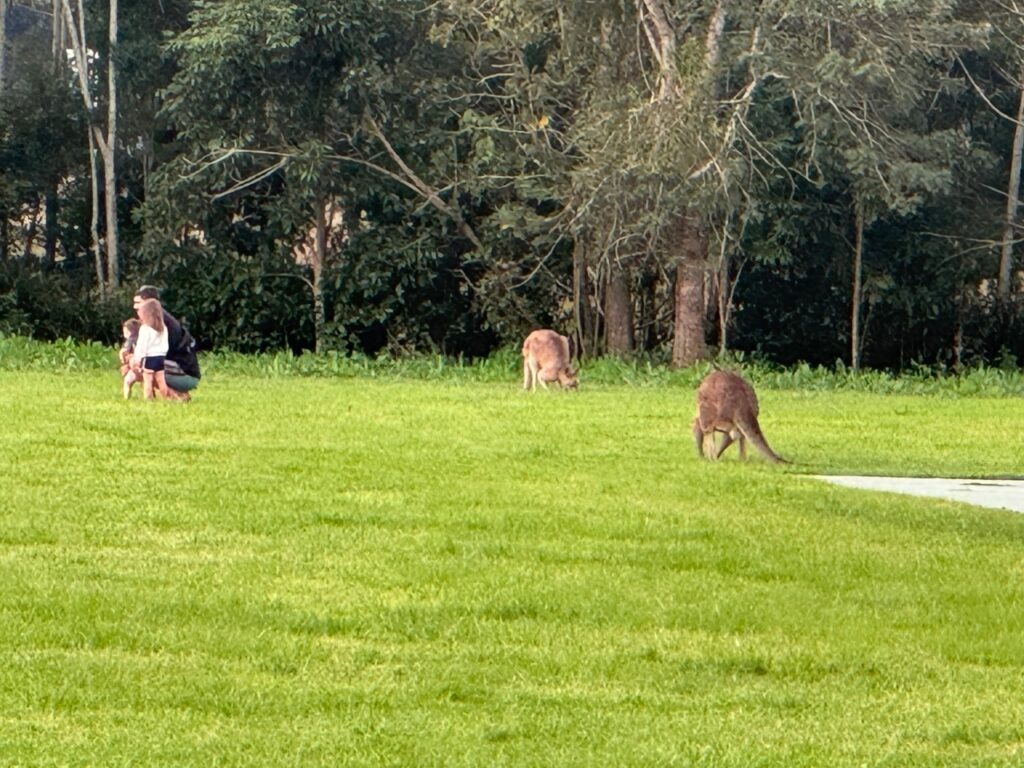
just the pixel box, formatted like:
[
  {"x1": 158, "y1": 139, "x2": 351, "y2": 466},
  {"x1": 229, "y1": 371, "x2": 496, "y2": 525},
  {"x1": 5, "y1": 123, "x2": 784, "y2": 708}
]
[{"x1": 558, "y1": 368, "x2": 579, "y2": 390}]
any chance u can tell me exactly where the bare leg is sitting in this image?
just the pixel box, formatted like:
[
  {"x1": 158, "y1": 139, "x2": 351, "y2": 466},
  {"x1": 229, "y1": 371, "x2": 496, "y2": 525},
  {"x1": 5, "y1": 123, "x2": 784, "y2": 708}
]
[
  {"x1": 153, "y1": 370, "x2": 177, "y2": 400},
  {"x1": 168, "y1": 385, "x2": 191, "y2": 403},
  {"x1": 143, "y1": 371, "x2": 155, "y2": 400}
]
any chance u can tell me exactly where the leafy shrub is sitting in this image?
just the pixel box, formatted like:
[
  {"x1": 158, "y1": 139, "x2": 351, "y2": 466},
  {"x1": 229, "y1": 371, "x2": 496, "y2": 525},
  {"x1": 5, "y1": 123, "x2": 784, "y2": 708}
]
[{"x1": 0, "y1": 264, "x2": 127, "y2": 344}]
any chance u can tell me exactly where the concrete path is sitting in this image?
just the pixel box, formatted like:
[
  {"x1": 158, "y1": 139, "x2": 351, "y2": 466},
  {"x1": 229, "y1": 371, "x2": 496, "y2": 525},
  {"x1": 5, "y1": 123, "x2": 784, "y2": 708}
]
[{"x1": 815, "y1": 476, "x2": 1024, "y2": 514}]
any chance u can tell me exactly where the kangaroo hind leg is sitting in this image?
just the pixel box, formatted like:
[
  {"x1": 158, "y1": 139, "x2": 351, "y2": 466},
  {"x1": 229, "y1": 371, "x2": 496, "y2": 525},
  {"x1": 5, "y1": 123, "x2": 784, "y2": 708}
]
[{"x1": 714, "y1": 429, "x2": 737, "y2": 459}]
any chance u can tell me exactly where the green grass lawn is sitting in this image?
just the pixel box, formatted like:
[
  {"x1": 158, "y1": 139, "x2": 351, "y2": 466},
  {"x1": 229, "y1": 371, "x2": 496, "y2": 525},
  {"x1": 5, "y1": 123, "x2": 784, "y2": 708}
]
[{"x1": 2, "y1": 368, "x2": 1024, "y2": 766}]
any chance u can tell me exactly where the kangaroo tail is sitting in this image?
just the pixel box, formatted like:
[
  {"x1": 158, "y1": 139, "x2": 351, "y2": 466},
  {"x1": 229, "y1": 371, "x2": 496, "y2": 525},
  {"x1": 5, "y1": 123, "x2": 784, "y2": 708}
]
[{"x1": 737, "y1": 416, "x2": 788, "y2": 464}]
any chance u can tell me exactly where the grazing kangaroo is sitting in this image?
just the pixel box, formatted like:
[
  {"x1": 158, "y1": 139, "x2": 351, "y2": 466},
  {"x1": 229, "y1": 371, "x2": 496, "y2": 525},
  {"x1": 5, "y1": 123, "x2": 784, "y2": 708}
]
[
  {"x1": 522, "y1": 329, "x2": 579, "y2": 391},
  {"x1": 693, "y1": 370, "x2": 787, "y2": 463}
]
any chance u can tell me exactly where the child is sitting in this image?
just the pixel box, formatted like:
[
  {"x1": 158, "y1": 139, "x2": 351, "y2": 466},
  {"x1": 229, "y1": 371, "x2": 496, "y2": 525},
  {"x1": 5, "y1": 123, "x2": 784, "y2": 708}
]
[
  {"x1": 119, "y1": 318, "x2": 142, "y2": 399},
  {"x1": 132, "y1": 298, "x2": 174, "y2": 400}
]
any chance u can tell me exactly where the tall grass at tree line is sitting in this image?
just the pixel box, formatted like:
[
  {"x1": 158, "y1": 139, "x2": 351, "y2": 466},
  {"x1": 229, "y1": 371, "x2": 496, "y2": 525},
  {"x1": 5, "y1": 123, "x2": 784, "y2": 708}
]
[
  {"x1": 4, "y1": 333, "x2": 1024, "y2": 396},
  {"x1": 1, "y1": 338, "x2": 1024, "y2": 765}
]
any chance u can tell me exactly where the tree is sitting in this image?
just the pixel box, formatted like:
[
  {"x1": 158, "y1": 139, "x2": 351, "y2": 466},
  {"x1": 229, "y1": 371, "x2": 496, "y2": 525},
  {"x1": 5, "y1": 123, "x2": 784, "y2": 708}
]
[
  {"x1": 3, "y1": 0, "x2": 1022, "y2": 370},
  {"x1": 419, "y1": 2, "x2": 693, "y2": 358},
  {"x1": 60, "y1": 0, "x2": 120, "y2": 293},
  {"x1": 954, "y1": 1, "x2": 1024, "y2": 303},
  {"x1": 148, "y1": 0, "x2": 453, "y2": 352},
  {"x1": 1000, "y1": 66, "x2": 1024, "y2": 300},
  {"x1": 1, "y1": 0, "x2": 7, "y2": 93},
  {"x1": 782, "y1": 2, "x2": 966, "y2": 370},
  {"x1": 1, "y1": 1, "x2": 88, "y2": 269}
]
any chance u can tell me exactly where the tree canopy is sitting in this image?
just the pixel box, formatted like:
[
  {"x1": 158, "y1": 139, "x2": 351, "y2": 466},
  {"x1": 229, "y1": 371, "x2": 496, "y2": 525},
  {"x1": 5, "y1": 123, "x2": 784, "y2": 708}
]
[{"x1": 1, "y1": 0, "x2": 1022, "y2": 370}]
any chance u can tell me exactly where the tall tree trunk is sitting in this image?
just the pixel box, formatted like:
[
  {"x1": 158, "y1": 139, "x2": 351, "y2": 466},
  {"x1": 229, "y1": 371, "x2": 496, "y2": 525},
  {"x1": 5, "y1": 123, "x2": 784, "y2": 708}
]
[
  {"x1": 103, "y1": 0, "x2": 119, "y2": 288},
  {"x1": 44, "y1": 186, "x2": 59, "y2": 267},
  {"x1": 639, "y1": 0, "x2": 726, "y2": 368},
  {"x1": 639, "y1": 0, "x2": 677, "y2": 100},
  {"x1": 718, "y1": 256, "x2": 748, "y2": 358},
  {"x1": 717, "y1": 250, "x2": 730, "y2": 356},
  {"x1": 604, "y1": 269, "x2": 635, "y2": 355},
  {"x1": 703, "y1": 1, "x2": 727, "y2": 79},
  {"x1": 671, "y1": 214, "x2": 708, "y2": 367},
  {"x1": 636, "y1": 271, "x2": 657, "y2": 351},
  {"x1": 999, "y1": 68, "x2": 1024, "y2": 301},
  {"x1": 62, "y1": 0, "x2": 118, "y2": 293},
  {"x1": 572, "y1": 239, "x2": 596, "y2": 360},
  {"x1": 312, "y1": 199, "x2": 328, "y2": 354},
  {"x1": 140, "y1": 121, "x2": 157, "y2": 257},
  {"x1": 851, "y1": 201, "x2": 865, "y2": 373},
  {"x1": 52, "y1": 0, "x2": 63, "y2": 72},
  {"x1": 952, "y1": 324, "x2": 964, "y2": 373},
  {"x1": 88, "y1": 129, "x2": 106, "y2": 295},
  {"x1": 22, "y1": 200, "x2": 39, "y2": 260},
  {"x1": 0, "y1": 0, "x2": 7, "y2": 91},
  {"x1": 99, "y1": 135, "x2": 118, "y2": 287},
  {"x1": 64, "y1": 0, "x2": 105, "y2": 292}
]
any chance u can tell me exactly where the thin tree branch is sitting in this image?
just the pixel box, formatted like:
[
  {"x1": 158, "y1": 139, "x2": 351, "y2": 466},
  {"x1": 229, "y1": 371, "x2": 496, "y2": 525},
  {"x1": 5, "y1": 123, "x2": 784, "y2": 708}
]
[
  {"x1": 364, "y1": 111, "x2": 483, "y2": 249},
  {"x1": 956, "y1": 53, "x2": 1024, "y2": 127}
]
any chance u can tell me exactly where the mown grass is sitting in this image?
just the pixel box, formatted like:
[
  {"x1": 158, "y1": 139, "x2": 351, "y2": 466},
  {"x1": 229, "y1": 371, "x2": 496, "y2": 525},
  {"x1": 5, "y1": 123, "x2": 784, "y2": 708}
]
[{"x1": 1, "y1": 342, "x2": 1024, "y2": 766}]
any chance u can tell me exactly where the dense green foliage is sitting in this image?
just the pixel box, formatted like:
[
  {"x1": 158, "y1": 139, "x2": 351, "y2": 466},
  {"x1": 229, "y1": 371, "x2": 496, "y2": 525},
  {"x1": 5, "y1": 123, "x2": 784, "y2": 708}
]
[
  {"x1": 2, "y1": 365, "x2": 1024, "y2": 765},
  {"x1": 4, "y1": 0, "x2": 1024, "y2": 369}
]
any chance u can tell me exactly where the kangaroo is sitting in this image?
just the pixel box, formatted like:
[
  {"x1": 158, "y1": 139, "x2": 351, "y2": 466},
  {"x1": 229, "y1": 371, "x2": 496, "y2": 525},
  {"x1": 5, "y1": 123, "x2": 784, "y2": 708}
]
[
  {"x1": 692, "y1": 370, "x2": 787, "y2": 463},
  {"x1": 522, "y1": 329, "x2": 579, "y2": 391}
]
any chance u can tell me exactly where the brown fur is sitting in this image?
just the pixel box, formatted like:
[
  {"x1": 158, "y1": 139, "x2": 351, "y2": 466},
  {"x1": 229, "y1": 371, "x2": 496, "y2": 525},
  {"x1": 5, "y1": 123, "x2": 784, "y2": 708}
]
[
  {"x1": 522, "y1": 329, "x2": 578, "y2": 391},
  {"x1": 692, "y1": 371, "x2": 787, "y2": 464}
]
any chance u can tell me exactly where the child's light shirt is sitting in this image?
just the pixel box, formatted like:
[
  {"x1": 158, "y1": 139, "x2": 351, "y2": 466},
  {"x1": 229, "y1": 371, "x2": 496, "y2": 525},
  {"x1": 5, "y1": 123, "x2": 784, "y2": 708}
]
[{"x1": 133, "y1": 325, "x2": 169, "y2": 362}]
